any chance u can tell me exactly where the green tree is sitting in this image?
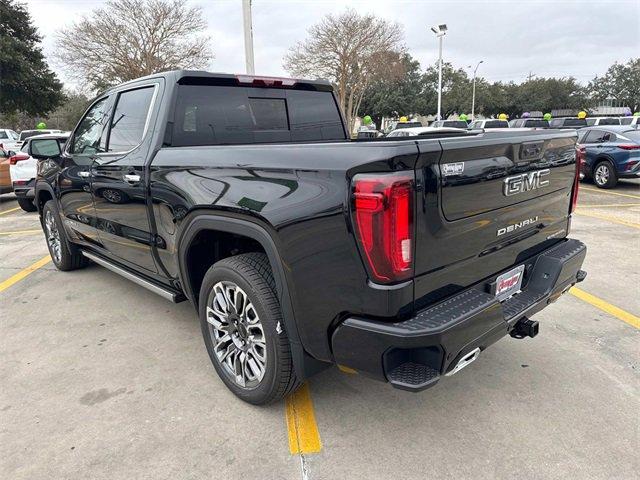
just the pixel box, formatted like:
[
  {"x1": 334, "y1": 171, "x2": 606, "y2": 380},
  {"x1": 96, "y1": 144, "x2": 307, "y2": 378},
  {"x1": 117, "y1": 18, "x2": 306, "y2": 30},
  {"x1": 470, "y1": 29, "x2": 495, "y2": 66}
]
[
  {"x1": 0, "y1": 0, "x2": 64, "y2": 116},
  {"x1": 589, "y1": 58, "x2": 640, "y2": 112},
  {"x1": 420, "y1": 62, "x2": 471, "y2": 117},
  {"x1": 358, "y1": 54, "x2": 422, "y2": 128}
]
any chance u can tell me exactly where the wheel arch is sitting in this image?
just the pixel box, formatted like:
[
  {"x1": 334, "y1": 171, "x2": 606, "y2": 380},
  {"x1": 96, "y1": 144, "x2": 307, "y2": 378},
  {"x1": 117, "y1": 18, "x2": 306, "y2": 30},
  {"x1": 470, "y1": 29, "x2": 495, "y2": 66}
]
[
  {"x1": 35, "y1": 182, "x2": 55, "y2": 216},
  {"x1": 176, "y1": 212, "x2": 329, "y2": 380}
]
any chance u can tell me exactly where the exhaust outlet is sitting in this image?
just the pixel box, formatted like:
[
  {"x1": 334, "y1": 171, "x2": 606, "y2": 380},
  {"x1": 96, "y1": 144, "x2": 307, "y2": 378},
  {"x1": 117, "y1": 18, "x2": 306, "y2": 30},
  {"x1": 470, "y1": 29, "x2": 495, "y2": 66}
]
[
  {"x1": 510, "y1": 317, "x2": 539, "y2": 339},
  {"x1": 445, "y1": 347, "x2": 481, "y2": 376}
]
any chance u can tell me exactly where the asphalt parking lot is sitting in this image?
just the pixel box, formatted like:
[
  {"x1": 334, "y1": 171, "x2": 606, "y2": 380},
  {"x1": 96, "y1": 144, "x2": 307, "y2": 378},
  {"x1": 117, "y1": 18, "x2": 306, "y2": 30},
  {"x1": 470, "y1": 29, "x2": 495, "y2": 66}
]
[{"x1": 1, "y1": 181, "x2": 638, "y2": 480}]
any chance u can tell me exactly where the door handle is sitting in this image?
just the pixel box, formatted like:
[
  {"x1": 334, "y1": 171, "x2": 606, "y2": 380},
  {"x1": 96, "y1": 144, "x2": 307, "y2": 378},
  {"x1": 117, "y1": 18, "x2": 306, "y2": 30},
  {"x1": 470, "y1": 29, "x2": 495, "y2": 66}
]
[
  {"x1": 123, "y1": 174, "x2": 141, "y2": 183},
  {"x1": 78, "y1": 171, "x2": 91, "y2": 178}
]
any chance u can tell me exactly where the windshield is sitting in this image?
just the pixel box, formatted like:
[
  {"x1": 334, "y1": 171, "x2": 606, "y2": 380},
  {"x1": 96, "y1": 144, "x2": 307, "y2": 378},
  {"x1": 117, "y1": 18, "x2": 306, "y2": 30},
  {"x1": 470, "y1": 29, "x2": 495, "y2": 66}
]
[
  {"x1": 565, "y1": 119, "x2": 587, "y2": 127},
  {"x1": 484, "y1": 120, "x2": 509, "y2": 128},
  {"x1": 598, "y1": 118, "x2": 620, "y2": 125},
  {"x1": 19, "y1": 131, "x2": 40, "y2": 141},
  {"x1": 395, "y1": 122, "x2": 422, "y2": 129},
  {"x1": 443, "y1": 121, "x2": 468, "y2": 129},
  {"x1": 523, "y1": 119, "x2": 549, "y2": 128}
]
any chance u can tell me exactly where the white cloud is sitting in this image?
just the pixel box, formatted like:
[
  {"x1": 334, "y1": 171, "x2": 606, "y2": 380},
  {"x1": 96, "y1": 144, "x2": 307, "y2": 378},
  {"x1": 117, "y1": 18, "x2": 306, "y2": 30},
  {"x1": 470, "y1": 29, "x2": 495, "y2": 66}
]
[{"x1": 25, "y1": 0, "x2": 640, "y2": 89}]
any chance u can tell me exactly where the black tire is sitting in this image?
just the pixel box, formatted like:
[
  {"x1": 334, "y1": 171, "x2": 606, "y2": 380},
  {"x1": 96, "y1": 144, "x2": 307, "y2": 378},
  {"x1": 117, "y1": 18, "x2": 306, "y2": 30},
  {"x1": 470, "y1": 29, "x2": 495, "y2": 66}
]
[
  {"x1": 199, "y1": 252, "x2": 300, "y2": 404},
  {"x1": 41, "y1": 200, "x2": 88, "y2": 271},
  {"x1": 593, "y1": 160, "x2": 618, "y2": 189},
  {"x1": 17, "y1": 197, "x2": 37, "y2": 212}
]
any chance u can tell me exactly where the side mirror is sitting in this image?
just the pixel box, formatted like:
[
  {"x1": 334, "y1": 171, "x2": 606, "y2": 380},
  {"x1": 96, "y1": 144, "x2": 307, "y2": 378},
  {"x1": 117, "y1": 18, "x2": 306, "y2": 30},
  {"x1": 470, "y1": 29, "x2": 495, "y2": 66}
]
[
  {"x1": 30, "y1": 139, "x2": 62, "y2": 160},
  {"x1": 7, "y1": 150, "x2": 16, "y2": 157}
]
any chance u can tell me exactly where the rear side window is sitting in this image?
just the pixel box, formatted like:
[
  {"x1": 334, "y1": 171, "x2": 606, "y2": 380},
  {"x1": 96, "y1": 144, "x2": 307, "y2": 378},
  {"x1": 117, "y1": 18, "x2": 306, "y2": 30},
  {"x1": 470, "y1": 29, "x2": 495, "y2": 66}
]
[
  {"x1": 583, "y1": 130, "x2": 607, "y2": 143},
  {"x1": 172, "y1": 86, "x2": 344, "y2": 146},
  {"x1": 108, "y1": 86, "x2": 155, "y2": 152}
]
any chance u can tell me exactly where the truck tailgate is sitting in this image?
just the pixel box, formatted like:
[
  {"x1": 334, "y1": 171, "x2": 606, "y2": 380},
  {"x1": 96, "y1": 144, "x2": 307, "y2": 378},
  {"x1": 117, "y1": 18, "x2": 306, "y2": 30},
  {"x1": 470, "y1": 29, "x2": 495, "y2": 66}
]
[{"x1": 412, "y1": 130, "x2": 578, "y2": 308}]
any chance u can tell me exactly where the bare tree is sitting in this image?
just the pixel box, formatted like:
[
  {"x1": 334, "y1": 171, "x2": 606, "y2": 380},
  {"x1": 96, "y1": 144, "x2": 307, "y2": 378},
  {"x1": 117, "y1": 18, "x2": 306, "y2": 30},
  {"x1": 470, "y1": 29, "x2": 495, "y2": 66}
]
[
  {"x1": 55, "y1": 0, "x2": 213, "y2": 91},
  {"x1": 284, "y1": 9, "x2": 405, "y2": 132}
]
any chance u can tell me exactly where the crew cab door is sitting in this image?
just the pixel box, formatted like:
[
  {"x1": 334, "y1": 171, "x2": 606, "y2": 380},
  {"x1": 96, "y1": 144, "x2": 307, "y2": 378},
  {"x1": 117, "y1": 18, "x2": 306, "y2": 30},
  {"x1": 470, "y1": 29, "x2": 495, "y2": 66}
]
[
  {"x1": 92, "y1": 83, "x2": 159, "y2": 273},
  {"x1": 59, "y1": 95, "x2": 113, "y2": 244}
]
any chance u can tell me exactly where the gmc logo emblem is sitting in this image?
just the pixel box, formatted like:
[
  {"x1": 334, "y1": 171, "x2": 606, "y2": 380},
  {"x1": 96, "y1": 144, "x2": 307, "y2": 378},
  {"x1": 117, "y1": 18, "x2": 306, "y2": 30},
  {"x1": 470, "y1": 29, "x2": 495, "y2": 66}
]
[{"x1": 503, "y1": 169, "x2": 551, "y2": 196}]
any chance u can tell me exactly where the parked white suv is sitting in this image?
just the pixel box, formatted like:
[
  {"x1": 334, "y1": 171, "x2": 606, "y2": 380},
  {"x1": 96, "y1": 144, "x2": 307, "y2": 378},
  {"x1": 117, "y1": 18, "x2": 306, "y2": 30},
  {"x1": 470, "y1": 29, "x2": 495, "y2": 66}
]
[
  {"x1": 10, "y1": 133, "x2": 69, "y2": 211},
  {"x1": 467, "y1": 119, "x2": 510, "y2": 129}
]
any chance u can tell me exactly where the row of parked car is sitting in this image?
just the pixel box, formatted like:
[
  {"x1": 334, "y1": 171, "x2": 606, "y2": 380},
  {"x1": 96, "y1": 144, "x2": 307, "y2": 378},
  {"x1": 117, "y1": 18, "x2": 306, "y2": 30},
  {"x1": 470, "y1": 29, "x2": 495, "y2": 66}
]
[
  {"x1": 383, "y1": 118, "x2": 640, "y2": 189},
  {"x1": 0, "y1": 128, "x2": 70, "y2": 211}
]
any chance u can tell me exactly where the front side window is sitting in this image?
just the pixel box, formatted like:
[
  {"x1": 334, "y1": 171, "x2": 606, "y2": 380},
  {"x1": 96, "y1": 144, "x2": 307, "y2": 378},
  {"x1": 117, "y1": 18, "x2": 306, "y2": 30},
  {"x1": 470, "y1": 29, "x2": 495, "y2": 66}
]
[
  {"x1": 108, "y1": 86, "x2": 155, "y2": 152},
  {"x1": 71, "y1": 97, "x2": 110, "y2": 154}
]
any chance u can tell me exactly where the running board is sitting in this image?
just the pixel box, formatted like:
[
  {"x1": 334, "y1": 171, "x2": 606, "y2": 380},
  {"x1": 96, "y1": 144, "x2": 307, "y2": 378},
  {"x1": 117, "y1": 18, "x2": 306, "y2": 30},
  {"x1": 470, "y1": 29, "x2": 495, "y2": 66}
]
[{"x1": 81, "y1": 251, "x2": 184, "y2": 303}]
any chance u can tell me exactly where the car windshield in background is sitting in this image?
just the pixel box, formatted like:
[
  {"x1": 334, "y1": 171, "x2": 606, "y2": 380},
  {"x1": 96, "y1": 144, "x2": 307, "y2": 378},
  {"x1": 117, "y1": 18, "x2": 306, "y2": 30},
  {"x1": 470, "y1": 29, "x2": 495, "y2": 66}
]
[
  {"x1": 0, "y1": 132, "x2": 8, "y2": 139},
  {"x1": 524, "y1": 119, "x2": 549, "y2": 127},
  {"x1": 173, "y1": 85, "x2": 344, "y2": 145},
  {"x1": 565, "y1": 119, "x2": 587, "y2": 126},
  {"x1": 598, "y1": 118, "x2": 620, "y2": 125},
  {"x1": 484, "y1": 120, "x2": 508, "y2": 128},
  {"x1": 18, "y1": 131, "x2": 42, "y2": 141},
  {"x1": 443, "y1": 121, "x2": 468, "y2": 128},
  {"x1": 395, "y1": 122, "x2": 422, "y2": 129}
]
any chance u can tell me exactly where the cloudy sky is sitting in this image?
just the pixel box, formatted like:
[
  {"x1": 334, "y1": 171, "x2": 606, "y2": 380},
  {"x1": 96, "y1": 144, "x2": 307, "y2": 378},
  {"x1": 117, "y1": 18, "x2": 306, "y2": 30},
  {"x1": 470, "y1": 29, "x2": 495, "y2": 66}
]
[{"x1": 24, "y1": 0, "x2": 639, "y2": 89}]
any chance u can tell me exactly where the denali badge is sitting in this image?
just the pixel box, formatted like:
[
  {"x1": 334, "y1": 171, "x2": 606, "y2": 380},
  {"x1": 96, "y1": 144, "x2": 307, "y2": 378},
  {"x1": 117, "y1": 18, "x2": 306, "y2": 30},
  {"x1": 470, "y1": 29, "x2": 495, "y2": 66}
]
[
  {"x1": 497, "y1": 216, "x2": 539, "y2": 236},
  {"x1": 503, "y1": 169, "x2": 550, "y2": 196}
]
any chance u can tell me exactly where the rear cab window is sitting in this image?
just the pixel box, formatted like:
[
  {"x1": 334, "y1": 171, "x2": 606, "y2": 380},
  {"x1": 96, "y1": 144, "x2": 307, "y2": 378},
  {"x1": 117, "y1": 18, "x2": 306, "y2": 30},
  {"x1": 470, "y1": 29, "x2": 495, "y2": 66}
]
[
  {"x1": 171, "y1": 84, "x2": 345, "y2": 146},
  {"x1": 484, "y1": 120, "x2": 509, "y2": 128}
]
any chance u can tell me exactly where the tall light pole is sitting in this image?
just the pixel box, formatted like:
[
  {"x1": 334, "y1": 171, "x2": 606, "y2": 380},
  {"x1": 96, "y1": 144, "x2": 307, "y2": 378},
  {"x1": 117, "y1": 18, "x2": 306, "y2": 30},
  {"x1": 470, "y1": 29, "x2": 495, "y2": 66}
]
[
  {"x1": 468, "y1": 60, "x2": 483, "y2": 120},
  {"x1": 430, "y1": 24, "x2": 447, "y2": 121},
  {"x1": 242, "y1": 0, "x2": 255, "y2": 75}
]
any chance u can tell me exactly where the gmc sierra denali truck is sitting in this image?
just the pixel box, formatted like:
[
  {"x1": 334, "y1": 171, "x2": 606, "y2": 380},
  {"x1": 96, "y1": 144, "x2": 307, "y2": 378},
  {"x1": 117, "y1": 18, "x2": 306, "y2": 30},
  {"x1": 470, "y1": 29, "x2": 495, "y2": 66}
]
[{"x1": 35, "y1": 70, "x2": 586, "y2": 404}]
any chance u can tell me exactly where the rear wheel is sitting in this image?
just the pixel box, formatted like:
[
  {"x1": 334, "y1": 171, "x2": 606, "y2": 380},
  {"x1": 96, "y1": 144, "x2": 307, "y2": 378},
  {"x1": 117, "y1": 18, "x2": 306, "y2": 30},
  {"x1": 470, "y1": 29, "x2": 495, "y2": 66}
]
[
  {"x1": 593, "y1": 160, "x2": 617, "y2": 189},
  {"x1": 42, "y1": 200, "x2": 88, "y2": 271},
  {"x1": 17, "y1": 197, "x2": 37, "y2": 212},
  {"x1": 199, "y1": 253, "x2": 300, "y2": 404}
]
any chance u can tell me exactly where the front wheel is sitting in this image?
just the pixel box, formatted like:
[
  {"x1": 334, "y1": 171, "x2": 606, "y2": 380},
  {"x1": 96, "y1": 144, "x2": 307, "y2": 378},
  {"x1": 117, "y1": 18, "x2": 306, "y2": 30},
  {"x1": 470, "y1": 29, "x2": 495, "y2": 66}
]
[
  {"x1": 199, "y1": 253, "x2": 300, "y2": 404},
  {"x1": 593, "y1": 161, "x2": 618, "y2": 189},
  {"x1": 17, "y1": 197, "x2": 37, "y2": 212}
]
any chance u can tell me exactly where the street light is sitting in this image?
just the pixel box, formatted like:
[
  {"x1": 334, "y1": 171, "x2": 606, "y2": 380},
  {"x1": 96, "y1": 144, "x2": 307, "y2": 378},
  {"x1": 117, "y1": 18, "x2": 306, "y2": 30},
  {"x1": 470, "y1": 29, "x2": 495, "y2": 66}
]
[
  {"x1": 468, "y1": 60, "x2": 483, "y2": 121},
  {"x1": 430, "y1": 24, "x2": 447, "y2": 121}
]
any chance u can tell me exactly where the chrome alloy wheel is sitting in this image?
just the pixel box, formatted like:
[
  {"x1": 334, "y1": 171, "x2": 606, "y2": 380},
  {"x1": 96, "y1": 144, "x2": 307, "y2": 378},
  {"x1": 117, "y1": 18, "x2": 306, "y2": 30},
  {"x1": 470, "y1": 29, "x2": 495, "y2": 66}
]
[
  {"x1": 595, "y1": 164, "x2": 610, "y2": 186},
  {"x1": 44, "y1": 210, "x2": 62, "y2": 263},
  {"x1": 206, "y1": 281, "x2": 267, "y2": 388}
]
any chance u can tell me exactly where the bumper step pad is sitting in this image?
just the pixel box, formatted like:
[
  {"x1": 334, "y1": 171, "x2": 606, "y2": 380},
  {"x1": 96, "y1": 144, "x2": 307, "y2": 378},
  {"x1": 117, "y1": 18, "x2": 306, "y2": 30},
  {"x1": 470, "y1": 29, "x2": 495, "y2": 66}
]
[{"x1": 386, "y1": 362, "x2": 440, "y2": 391}]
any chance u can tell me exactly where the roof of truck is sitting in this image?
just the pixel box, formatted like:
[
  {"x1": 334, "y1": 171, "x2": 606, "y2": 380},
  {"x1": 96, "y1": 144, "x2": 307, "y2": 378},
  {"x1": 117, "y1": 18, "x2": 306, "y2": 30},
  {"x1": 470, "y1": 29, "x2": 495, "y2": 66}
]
[{"x1": 103, "y1": 70, "x2": 334, "y2": 93}]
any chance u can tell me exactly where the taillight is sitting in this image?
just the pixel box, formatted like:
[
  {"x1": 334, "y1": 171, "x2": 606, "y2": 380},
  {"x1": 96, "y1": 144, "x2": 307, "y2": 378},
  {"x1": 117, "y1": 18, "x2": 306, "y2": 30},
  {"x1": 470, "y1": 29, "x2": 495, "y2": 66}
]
[
  {"x1": 570, "y1": 147, "x2": 583, "y2": 214},
  {"x1": 236, "y1": 75, "x2": 296, "y2": 87},
  {"x1": 9, "y1": 153, "x2": 30, "y2": 165},
  {"x1": 617, "y1": 144, "x2": 640, "y2": 150},
  {"x1": 352, "y1": 173, "x2": 414, "y2": 283}
]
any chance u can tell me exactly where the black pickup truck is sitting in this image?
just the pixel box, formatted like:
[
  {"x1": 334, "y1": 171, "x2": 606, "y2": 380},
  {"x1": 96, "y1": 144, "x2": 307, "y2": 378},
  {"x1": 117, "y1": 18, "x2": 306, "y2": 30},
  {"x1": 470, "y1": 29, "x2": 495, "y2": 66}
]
[{"x1": 35, "y1": 70, "x2": 586, "y2": 404}]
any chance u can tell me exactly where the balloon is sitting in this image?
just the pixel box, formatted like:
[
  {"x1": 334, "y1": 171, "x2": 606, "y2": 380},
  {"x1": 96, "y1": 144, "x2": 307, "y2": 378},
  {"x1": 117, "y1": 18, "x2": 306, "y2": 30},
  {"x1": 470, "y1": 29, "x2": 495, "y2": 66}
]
[
  {"x1": 363, "y1": 115, "x2": 372, "y2": 125},
  {"x1": 634, "y1": 112, "x2": 640, "y2": 117},
  {"x1": 36, "y1": 122, "x2": 47, "y2": 130},
  {"x1": 399, "y1": 116, "x2": 408, "y2": 123},
  {"x1": 498, "y1": 113, "x2": 508, "y2": 120},
  {"x1": 577, "y1": 111, "x2": 587, "y2": 119},
  {"x1": 543, "y1": 113, "x2": 552, "y2": 121},
  {"x1": 459, "y1": 114, "x2": 468, "y2": 121},
  {"x1": 522, "y1": 112, "x2": 531, "y2": 118},
  {"x1": 623, "y1": 107, "x2": 632, "y2": 116}
]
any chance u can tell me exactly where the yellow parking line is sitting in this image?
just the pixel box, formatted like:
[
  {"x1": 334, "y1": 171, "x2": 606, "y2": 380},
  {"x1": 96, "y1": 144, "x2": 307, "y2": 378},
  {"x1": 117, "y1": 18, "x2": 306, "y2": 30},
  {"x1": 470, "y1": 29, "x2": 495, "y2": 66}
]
[
  {"x1": 577, "y1": 203, "x2": 640, "y2": 208},
  {"x1": 581, "y1": 187, "x2": 640, "y2": 200},
  {"x1": 0, "y1": 255, "x2": 52, "y2": 293},
  {"x1": 0, "y1": 229, "x2": 42, "y2": 236},
  {"x1": 574, "y1": 210, "x2": 640, "y2": 230},
  {"x1": 0, "y1": 206, "x2": 21, "y2": 216},
  {"x1": 570, "y1": 287, "x2": 640, "y2": 329},
  {"x1": 285, "y1": 383, "x2": 322, "y2": 454},
  {"x1": 337, "y1": 365, "x2": 357, "y2": 374}
]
